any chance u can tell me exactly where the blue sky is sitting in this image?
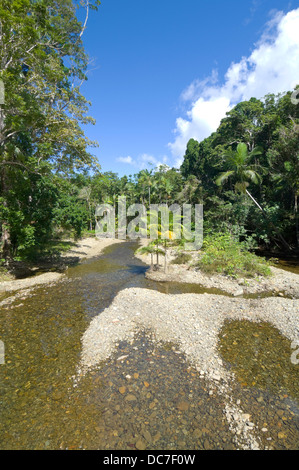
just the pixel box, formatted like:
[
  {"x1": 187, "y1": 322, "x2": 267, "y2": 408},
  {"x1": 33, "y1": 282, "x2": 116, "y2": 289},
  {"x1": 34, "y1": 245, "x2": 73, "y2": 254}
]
[{"x1": 79, "y1": 0, "x2": 299, "y2": 176}]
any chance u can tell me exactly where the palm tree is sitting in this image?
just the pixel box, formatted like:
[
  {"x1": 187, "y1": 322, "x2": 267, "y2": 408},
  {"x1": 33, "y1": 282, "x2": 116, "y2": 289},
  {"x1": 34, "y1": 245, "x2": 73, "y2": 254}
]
[
  {"x1": 164, "y1": 179, "x2": 174, "y2": 203},
  {"x1": 124, "y1": 181, "x2": 138, "y2": 205},
  {"x1": 215, "y1": 142, "x2": 262, "y2": 190},
  {"x1": 215, "y1": 142, "x2": 291, "y2": 251},
  {"x1": 139, "y1": 169, "x2": 153, "y2": 206},
  {"x1": 136, "y1": 244, "x2": 155, "y2": 270},
  {"x1": 138, "y1": 208, "x2": 185, "y2": 273},
  {"x1": 178, "y1": 175, "x2": 200, "y2": 205}
]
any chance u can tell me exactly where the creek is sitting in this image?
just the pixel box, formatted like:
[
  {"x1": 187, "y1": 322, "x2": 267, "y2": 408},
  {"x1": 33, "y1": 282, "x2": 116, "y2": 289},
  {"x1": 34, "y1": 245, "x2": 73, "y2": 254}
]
[{"x1": 0, "y1": 241, "x2": 298, "y2": 449}]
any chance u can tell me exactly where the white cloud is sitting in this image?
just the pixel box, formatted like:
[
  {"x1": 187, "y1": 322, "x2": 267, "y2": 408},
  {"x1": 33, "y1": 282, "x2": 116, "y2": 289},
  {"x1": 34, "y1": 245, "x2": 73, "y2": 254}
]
[
  {"x1": 168, "y1": 8, "x2": 299, "y2": 166},
  {"x1": 116, "y1": 155, "x2": 135, "y2": 165},
  {"x1": 180, "y1": 69, "x2": 219, "y2": 102},
  {"x1": 139, "y1": 153, "x2": 169, "y2": 170},
  {"x1": 171, "y1": 96, "x2": 232, "y2": 167},
  {"x1": 116, "y1": 153, "x2": 169, "y2": 171}
]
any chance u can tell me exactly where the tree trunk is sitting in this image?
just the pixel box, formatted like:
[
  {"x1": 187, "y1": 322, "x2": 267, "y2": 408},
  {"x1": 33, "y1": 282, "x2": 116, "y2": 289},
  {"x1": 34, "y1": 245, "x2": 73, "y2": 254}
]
[
  {"x1": 164, "y1": 240, "x2": 167, "y2": 273},
  {"x1": 0, "y1": 168, "x2": 11, "y2": 260},
  {"x1": 295, "y1": 193, "x2": 299, "y2": 249},
  {"x1": 0, "y1": 105, "x2": 11, "y2": 260},
  {"x1": 245, "y1": 189, "x2": 291, "y2": 252}
]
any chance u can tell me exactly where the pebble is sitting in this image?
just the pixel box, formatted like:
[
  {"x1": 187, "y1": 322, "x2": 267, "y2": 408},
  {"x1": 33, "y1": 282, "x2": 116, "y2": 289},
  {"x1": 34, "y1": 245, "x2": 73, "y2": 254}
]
[
  {"x1": 76, "y1": 284, "x2": 298, "y2": 451},
  {"x1": 176, "y1": 401, "x2": 189, "y2": 411},
  {"x1": 117, "y1": 355, "x2": 128, "y2": 362},
  {"x1": 125, "y1": 394, "x2": 137, "y2": 402},
  {"x1": 3, "y1": 243, "x2": 298, "y2": 452},
  {"x1": 135, "y1": 439, "x2": 147, "y2": 450},
  {"x1": 142, "y1": 430, "x2": 152, "y2": 442},
  {"x1": 193, "y1": 429, "x2": 202, "y2": 438}
]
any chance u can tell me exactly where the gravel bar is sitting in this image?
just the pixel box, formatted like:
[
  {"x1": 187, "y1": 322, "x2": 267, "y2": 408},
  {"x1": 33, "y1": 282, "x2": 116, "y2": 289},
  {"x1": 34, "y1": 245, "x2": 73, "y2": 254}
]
[
  {"x1": 77, "y1": 287, "x2": 299, "y2": 449},
  {"x1": 79, "y1": 288, "x2": 299, "y2": 376}
]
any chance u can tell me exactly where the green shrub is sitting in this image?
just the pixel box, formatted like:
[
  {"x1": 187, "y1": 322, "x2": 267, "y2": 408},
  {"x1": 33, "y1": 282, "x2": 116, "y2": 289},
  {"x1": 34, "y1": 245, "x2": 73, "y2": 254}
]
[
  {"x1": 171, "y1": 252, "x2": 192, "y2": 264},
  {"x1": 197, "y1": 232, "x2": 272, "y2": 278}
]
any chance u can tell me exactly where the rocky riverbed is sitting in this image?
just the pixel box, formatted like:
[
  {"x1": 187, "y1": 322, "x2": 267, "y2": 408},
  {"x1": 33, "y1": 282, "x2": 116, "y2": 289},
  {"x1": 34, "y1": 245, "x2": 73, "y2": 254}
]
[
  {"x1": 1, "y1": 238, "x2": 298, "y2": 450},
  {"x1": 73, "y1": 240, "x2": 299, "y2": 449},
  {"x1": 77, "y1": 287, "x2": 299, "y2": 450},
  {"x1": 79, "y1": 289, "x2": 299, "y2": 374}
]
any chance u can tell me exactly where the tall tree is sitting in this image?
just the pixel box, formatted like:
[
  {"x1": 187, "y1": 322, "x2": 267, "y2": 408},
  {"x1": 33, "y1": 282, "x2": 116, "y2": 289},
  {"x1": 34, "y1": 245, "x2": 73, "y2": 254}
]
[
  {"x1": 215, "y1": 142, "x2": 291, "y2": 251},
  {"x1": 138, "y1": 169, "x2": 153, "y2": 206},
  {"x1": 267, "y1": 121, "x2": 299, "y2": 248},
  {"x1": 0, "y1": 0, "x2": 100, "y2": 258}
]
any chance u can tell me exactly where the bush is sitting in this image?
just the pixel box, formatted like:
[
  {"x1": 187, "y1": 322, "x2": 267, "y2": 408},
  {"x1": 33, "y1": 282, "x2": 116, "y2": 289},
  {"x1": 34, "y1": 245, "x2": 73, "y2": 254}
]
[
  {"x1": 196, "y1": 232, "x2": 272, "y2": 278},
  {"x1": 171, "y1": 252, "x2": 192, "y2": 264}
]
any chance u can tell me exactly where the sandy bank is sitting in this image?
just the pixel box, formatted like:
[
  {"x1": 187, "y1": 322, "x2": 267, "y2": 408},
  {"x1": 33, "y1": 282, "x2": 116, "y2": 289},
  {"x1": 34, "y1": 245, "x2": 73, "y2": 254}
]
[
  {"x1": 60, "y1": 236, "x2": 124, "y2": 261},
  {"x1": 0, "y1": 237, "x2": 122, "y2": 295},
  {"x1": 134, "y1": 241, "x2": 299, "y2": 298}
]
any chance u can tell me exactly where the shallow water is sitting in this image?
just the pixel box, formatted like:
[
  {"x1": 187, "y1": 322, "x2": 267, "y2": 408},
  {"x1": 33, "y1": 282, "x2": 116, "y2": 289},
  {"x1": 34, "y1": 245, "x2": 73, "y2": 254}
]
[
  {"x1": 0, "y1": 241, "x2": 298, "y2": 449},
  {"x1": 275, "y1": 259, "x2": 299, "y2": 275},
  {"x1": 218, "y1": 320, "x2": 299, "y2": 449}
]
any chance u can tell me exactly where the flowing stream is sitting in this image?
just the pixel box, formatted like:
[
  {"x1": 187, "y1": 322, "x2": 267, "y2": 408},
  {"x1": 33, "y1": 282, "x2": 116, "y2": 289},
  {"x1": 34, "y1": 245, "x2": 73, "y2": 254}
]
[{"x1": 0, "y1": 241, "x2": 298, "y2": 450}]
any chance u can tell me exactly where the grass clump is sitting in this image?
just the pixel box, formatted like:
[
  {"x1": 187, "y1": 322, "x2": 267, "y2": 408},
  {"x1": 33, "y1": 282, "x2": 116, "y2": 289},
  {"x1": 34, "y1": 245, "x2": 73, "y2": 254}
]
[
  {"x1": 197, "y1": 232, "x2": 272, "y2": 279},
  {"x1": 171, "y1": 252, "x2": 192, "y2": 265}
]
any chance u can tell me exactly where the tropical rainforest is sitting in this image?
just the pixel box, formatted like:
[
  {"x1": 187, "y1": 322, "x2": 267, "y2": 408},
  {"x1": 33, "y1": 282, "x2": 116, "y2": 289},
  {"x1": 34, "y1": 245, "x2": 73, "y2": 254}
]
[{"x1": 0, "y1": 0, "x2": 299, "y2": 265}]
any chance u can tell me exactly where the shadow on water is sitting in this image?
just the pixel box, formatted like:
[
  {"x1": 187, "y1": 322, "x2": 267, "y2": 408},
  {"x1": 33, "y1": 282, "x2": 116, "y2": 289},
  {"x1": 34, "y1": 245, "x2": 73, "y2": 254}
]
[{"x1": 0, "y1": 240, "x2": 298, "y2": 450}]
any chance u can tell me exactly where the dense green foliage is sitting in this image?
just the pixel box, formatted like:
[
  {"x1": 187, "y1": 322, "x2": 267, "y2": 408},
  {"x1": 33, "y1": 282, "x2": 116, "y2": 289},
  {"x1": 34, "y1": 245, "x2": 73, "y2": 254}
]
[
  {"x1": 0, "y1": 0, "x2": 100, "y2": 259},
  {"x1": 180, "y1": 92, "x2": 299, "y2": 251},
  {"x1": 196, "y1": 232, "x2": 272, "y2": 278},
  {"x1": 0, "y1": 1, "x2": 298, "y2": 266}
]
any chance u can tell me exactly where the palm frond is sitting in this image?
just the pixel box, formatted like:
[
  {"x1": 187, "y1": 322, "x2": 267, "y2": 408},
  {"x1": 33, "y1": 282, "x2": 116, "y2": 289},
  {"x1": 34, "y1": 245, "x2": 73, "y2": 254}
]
[
  {"x1": 249, "y1": 145, "x2": 264, "y2": 157},
  {"x1": 215, "y1": 170, "x2": 235, "y2": 186},
  {"x1": 244, "y1": 169, "x2": 260, "y2": 184}
]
